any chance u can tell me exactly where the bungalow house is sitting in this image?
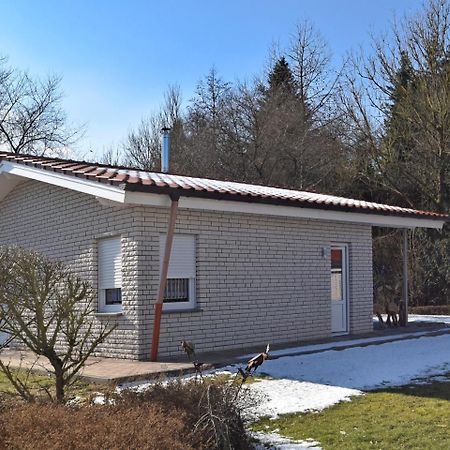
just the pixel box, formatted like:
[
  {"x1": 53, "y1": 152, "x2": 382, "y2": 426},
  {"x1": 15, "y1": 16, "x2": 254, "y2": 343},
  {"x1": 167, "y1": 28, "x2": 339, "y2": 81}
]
[{"x1": 0, "y1": 151, "x2": 448, "y2": 360}]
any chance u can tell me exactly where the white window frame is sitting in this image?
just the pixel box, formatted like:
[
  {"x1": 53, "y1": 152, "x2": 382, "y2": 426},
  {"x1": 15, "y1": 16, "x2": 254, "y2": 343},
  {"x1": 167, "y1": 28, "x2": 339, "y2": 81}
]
[
  {"x1": 98, "y1": 236, "x2": 123, "y2": 313},
  {"x1": 330, "y1": 243, "x2": 350, "y2": 334},
  {"x1": 160, "y1": 234, "x2": 196, "y2": 311},
  {"x1": 164, "y1": 277, "x2": 196, "y2": 310}
]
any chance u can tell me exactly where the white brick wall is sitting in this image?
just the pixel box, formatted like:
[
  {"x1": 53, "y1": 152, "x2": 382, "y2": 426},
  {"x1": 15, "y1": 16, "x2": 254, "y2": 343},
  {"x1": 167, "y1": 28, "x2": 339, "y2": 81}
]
[
  {"x1": 0, "y1": 180, "x2": 142, "y2": 359},
  {"x1": 0, "y1": 180, "x2": 373, "y2": 360},
  {"x1": 140, "y1": 207, "x2": 373, "y2": 358}
]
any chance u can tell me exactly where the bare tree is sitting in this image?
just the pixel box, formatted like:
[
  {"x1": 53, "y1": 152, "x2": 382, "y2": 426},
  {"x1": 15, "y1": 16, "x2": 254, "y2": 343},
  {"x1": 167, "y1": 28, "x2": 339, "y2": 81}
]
[
  {"x1": 339, "y1": 0, "x2": 450, "y2": 306},
  {"x1": 182, "y1": 68, "x2": 232, "y2": 177},
  {"x1": 189, "y1": 67, "x2": 231, "y2": 126},
  {"x1": 109, "y1": 28, "x2": 345, "y2": 191},
  {"x1": 0, "y1": 57, "x2": 82, "y2": 156},
  {"x1": 0, "y1": 246, "x2": 115, "y2": 403},
  {"x1": 100, "y1": 146, "x2": 125, "y2": 167},
  {"x1": 161, "y1": 84, "x2": 183, "y2": 128},
  {"x1": 340, "y1": 0, "x2": 450, "y2": 212},
  {"x1": 123, "y1": 115, "x2": 163, "y2": 170},
  {"x1": 209, "y1": 25, "x2": 347, "y2": 192},
  {"x1": 106, "y1": 85, "x2": 185, "y2": 171},
  {"x1": 287, "y1": 21, "x2": 344, "y2": 122}
]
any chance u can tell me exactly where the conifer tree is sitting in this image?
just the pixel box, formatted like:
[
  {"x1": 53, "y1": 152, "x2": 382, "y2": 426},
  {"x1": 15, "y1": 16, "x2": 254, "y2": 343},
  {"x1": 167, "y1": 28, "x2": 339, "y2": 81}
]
[{"x1": 268, "y1": 57, "x2": 297, "y2": 95}]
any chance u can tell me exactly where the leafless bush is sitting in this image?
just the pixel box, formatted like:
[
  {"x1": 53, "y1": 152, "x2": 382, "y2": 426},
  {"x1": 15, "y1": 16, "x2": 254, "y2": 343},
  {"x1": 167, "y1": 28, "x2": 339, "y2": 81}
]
[
  {"x1": 117, "y1": 378, "x2": 254, "y2": 450},
  {"x1": 0, "y1": 377, "x2": 254, "y2": 450},
  {"x1": 0, "y1": 246, "x2": 115, "y2": 403}
]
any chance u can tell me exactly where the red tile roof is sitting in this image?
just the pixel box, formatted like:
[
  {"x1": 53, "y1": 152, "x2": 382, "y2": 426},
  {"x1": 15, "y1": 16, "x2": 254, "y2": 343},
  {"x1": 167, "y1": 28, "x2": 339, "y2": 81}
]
[{"x1": 0, "y1": 151, "x2": 448, "y2": 221}]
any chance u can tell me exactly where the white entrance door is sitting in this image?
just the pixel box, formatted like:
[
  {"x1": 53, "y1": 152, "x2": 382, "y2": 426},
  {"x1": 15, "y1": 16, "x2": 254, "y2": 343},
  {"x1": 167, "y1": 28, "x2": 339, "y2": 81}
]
[{"x1": 331, "y1": 245, "x2": 349, "y2": 334}]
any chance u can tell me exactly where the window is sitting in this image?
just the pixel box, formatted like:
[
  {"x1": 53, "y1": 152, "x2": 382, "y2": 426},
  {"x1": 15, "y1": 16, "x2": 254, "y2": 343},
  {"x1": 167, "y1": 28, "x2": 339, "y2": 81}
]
[
  {"x1": 164, "y1": 278, "x2": 190, "y2": 303},
  {"x1": 98, "y1": 237, "x2": 122, "y2": 313},
  {"x1": 105, "y1": 288, "x2": 122, "y2": 305},
  {"x1": 331, "y1": 248, "x2": 343, "y2": 301},
  {"x1": 160, "y1": 234, "x2": 196, "y2": 311}
]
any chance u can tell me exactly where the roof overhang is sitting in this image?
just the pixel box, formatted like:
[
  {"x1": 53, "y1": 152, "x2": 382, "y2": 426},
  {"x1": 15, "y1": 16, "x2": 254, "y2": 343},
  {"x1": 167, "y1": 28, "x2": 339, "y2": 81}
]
[
  {"x1": 0, "y1": 160, "x2": 447, "y2": 230},
  {"x1": 124, "y1": 191, "x2": 447, "y2": 230},
  {"x1": 0, "y1": 161, "x2": 125, "y2": 204}
]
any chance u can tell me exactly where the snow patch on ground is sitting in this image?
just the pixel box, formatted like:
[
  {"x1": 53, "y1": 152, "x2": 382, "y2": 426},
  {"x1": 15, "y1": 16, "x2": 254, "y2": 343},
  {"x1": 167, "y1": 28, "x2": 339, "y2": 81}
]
[
  {"x1": 409, "y1": 314, "x2": 450, "y2": 325},
  {"x1": 252, "y1": 334, "x2": 450, "y2": 390},
  {"x1": 122, "y1": 332, "x2": 450, "y2": 414},
  {"x1": 118, "y1": 329, "x2": 450, "y2": 450},
  {"x1": 252, "y1": 431, "x2": 321, "y2": 449},
  {"x1": 92, "y1": 393, "x2": 106, "y2": 405},
  {"x1": 246, "y1": 379, "x2": 361, "y2": 419},
  {"x1": 240, "y1": 332, "x2": 450, "y2": 448}
]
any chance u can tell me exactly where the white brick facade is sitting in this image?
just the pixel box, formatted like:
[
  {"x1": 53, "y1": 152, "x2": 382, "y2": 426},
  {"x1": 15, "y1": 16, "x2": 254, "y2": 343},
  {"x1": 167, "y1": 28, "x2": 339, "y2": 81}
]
[{"x1": 0, "y1": 180, "x2": 373, "y2": 360}]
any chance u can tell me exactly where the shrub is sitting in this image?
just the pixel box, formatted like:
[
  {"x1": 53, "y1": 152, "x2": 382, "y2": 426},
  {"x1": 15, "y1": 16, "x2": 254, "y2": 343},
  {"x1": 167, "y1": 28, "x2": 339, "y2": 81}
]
[
  {"x1": 0, "y1": 402, "x2": 191, "y2": 450},
  {"x1": 115, "y1": 378, "x2": 253, "y2": 449},
  {"x1": 0, "y1": 378, "x2": 254, "y2": 450}
]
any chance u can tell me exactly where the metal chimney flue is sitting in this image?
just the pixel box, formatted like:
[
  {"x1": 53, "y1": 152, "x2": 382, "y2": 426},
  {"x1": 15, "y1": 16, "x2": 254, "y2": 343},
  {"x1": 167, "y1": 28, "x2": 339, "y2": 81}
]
[{"x1": 161, "y1": 127, "x2": 170, "y2": 173}]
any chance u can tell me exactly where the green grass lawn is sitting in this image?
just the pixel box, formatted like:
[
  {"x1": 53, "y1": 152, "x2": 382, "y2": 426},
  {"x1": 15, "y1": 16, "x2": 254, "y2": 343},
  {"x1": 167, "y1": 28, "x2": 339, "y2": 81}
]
[
  {"x1": 0, "y1": 369, "x2": 53, "y2": 395},
  {"x1": 253, "y1": 381, "x2": 450, "y2": 449},
  {"x1": 0, "y1": 369, "x2": 95, "y2": 402}
]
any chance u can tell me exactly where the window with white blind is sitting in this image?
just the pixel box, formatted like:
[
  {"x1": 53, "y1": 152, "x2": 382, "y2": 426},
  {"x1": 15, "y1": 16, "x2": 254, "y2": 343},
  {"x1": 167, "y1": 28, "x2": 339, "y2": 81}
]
[
  {"x1": 160, "y1": 234, "x2": 196, "y2": 311},
  {"x1": 98, "y1": 237, "x2": 123, "y2": 313}
]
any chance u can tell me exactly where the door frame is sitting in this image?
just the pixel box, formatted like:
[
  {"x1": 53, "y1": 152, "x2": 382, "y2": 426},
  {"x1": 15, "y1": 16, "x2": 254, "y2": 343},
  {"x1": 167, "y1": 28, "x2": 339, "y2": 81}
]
[{"x1": 331, "y1": 243, "x2": 350, "y2": 335}]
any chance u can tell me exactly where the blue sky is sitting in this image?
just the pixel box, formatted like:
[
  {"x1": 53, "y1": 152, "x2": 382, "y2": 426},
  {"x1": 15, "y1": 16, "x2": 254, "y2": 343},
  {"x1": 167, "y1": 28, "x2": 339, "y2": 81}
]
[{"x1": 0, "y1": 0, "x2": 424, "y2": 157}]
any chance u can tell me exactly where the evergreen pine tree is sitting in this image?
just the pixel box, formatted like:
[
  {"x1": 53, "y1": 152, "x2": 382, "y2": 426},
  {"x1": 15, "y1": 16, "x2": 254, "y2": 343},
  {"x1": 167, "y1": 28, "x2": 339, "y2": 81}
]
[
  {"x1": 268, "y1": 57, "x2": 297, "y2": 95},
  {"x1": 384, "y1": 51, "x2": 416, "y2": 163}
]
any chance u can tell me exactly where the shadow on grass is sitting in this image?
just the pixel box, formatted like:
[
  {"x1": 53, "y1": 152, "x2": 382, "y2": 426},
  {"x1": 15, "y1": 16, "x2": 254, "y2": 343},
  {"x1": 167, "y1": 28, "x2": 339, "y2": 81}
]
[{"x1": 378, "y1": 375, "x2": 450, "y2": 402}]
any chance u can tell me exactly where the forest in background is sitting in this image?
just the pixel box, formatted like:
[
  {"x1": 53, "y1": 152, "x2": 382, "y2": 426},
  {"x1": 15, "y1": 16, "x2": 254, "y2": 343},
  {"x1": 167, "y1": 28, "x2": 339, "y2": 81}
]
[{"x1": 1, "y1": 0, "x2": 449, "y2": 306}]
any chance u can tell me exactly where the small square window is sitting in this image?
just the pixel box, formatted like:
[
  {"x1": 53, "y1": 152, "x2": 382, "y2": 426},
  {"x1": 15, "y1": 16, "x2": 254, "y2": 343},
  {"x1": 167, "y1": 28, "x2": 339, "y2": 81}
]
[
  {"x1": 163, "y1": 278, "x2": 195, "y2": 311},
  {"x1": 164, "y1": 279, "x2": 189, "y2": 303},
  {"x1": 105, "y1": 288, "x2": 122, "y2": 305}
]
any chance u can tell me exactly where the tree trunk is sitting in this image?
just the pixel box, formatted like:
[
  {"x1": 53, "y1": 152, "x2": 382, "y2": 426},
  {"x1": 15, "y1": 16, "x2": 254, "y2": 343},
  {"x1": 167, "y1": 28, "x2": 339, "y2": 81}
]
[
  {"x1": 54, "y1": 366, "x2": 65, "y2": 403},
  {"x1": 47, "y1": 351, "x2": 65, "y2": 403}
]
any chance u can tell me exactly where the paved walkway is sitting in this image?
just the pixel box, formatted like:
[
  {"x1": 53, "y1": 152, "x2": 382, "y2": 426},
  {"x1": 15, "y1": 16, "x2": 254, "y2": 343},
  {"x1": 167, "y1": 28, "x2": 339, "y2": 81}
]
[
  {"x1": 0, "y1": 351, "x2": 195, "y2": 384},
  {"x1": 1, "y1": 321, "x2": 448, "y2": 384}
]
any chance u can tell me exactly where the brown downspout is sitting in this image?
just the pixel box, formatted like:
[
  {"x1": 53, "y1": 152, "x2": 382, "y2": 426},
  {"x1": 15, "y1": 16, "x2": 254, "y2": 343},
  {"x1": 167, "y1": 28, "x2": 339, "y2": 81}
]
[{"x1": 151, "y1": 195, "x2": 179, "y2": 361}]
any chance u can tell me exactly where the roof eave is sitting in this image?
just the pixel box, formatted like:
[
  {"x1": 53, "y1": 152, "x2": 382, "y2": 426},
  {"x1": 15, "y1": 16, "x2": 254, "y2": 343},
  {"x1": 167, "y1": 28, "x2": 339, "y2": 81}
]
[
  {"x1": 0, "y1": 160, "x2": 126, "y2": 204},
  {"x1": 1, "y1": 158, "x2": 446, "y2": 230},
  {"x1": 123, "y1": 185, "x2": 447, "y2": 229}
]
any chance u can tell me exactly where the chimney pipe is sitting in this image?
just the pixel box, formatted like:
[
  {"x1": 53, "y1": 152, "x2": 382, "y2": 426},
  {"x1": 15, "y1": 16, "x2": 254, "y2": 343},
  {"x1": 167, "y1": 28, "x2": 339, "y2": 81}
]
[{"x1": 161, "y1": 127, "x2": 170, "y2": 173}]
